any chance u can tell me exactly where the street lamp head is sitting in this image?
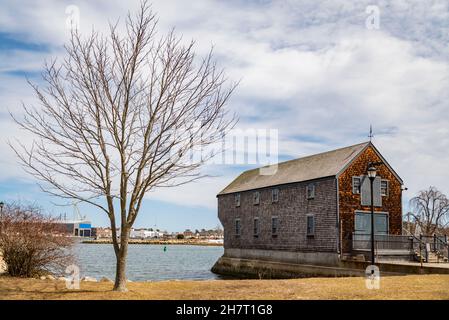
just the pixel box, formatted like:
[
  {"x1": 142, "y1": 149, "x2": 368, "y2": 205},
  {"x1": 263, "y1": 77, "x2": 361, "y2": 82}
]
[
  {"x1": 367, "y1": 165, "x2": 377, "y2": 179},
  {"x1": 0, "y1": 201, "x2": 4, "y2": 209}
]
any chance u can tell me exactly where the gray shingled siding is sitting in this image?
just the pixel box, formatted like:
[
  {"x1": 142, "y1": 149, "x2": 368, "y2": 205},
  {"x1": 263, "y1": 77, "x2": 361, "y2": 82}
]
[{"x1": 218, "y1": 177, "x2": 338, "y2": 253}]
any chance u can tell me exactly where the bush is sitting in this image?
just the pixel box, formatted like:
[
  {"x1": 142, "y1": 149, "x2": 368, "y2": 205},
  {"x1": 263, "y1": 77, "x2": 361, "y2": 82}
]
[
  {"x1": 176, "y1": 234, "x2": 185, "y2": 240},
  {"x1": 0, "y1": 203, "x2": 75, "y2": 277}
]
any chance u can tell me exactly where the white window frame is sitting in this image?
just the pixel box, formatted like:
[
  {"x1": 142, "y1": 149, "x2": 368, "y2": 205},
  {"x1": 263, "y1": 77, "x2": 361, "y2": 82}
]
[
  {"x1": 306, "y1": 184, "x2": 315, "y2": 200},
  {"x1": 306, "y1": 214, "x2": 315, "y2": 237},
  {"x1": 234, "y1": 219, "x2": 241, "y2": 236},
  {"x1": 352, "y1": 176, "x2": 361, "y2": 194},
  {"x1": 354, "y1": 210, "x2": 389, "y2": 235},
  {"x1": 253, "y1": 217, "x2": 260, "y2": 237},
  {"x1": 381, "y1": 179, "x2": 389, "y2": 196},
  {"x1": 253, "y1": 191, "x2": 260, "y2": 205},
  {"x1": 272, "y1": 189, "x2": 279, "y2": 203},
  {"x1": 235, "y1": 193, "x2": 240, "y2": 207}
]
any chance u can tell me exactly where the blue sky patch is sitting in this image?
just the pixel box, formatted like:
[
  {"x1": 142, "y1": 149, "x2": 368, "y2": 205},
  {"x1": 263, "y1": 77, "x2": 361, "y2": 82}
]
[{"x1": 0, "y1": 32, "x2": 50, "y2": 52}]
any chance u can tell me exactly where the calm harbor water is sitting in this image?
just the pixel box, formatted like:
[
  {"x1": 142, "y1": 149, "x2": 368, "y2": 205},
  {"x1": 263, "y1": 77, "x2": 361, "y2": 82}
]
[{"x1": 73, "y1": 243, "x2": 224, "y2": 281}]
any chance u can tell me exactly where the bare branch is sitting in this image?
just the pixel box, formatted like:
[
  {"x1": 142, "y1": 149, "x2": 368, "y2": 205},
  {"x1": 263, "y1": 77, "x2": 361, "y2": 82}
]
[
  {"x1": 9, "y1": 1, "x2": 237, "y2": 291},
  {"x1": 410, "y1": 186, "x2": 449, "y2": 235}
]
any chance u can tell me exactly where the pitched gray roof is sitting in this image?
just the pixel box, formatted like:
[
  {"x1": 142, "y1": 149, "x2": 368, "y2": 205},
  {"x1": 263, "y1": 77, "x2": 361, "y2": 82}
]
[{"x1": 218, "y1": 142, "x2": 371, "y2": 195}]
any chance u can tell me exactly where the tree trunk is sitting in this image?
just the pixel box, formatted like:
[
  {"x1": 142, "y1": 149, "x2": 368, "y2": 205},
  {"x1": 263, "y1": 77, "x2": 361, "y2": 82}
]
[{"x1": 113, "y1": 233, "x2": 129, "y2": 292}]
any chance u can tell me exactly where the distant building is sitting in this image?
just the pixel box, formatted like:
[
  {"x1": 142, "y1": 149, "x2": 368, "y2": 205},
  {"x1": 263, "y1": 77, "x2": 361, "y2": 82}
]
[
  {"x1": 130, "y1": 228, "x2": 165, "y2": 239},
  {"x1": 57, "y1": 219, "x2": 92, "y2": 237},
  {"x1": 56, "y1": 205, "x2": 92, "y2": 237},
  {"x1": 91, "y1": 227, "x2": 113, "y2": 239},
  {"x1": 198, "y1": 228, "x2": 224, "y2": 239},
  {"x1": 183, "y1": 229, "x2": 194, "y2": 238}
]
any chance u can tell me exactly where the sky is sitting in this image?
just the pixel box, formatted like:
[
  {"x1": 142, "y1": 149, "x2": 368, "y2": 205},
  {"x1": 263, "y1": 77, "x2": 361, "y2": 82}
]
[{"x1": 1, "y1": 0, "x2": 449, "y2": 232}]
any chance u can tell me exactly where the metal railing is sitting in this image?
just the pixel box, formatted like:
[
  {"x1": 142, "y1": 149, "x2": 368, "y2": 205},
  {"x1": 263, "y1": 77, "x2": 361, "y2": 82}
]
[
  {"x1": 352, "y1": 232, "x2": 448, "y2": 262},
  {"x1": 434, "y1": 235, "x2": 449, "y2": 260},
  {"x1": 352, "y1": 233, "x2": 414, "y2": 251}
]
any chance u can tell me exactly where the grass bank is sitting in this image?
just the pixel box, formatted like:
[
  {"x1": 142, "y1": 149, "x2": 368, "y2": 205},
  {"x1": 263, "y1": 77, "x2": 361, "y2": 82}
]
[{"x1": 1, "y1": 274, "x2": 449, "y2": 300}]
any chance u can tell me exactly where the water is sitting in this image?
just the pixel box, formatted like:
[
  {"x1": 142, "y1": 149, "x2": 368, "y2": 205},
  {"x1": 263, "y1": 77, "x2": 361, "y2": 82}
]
[{"x1": 72, "y1": 243, "x2": 224, "y2": 281}]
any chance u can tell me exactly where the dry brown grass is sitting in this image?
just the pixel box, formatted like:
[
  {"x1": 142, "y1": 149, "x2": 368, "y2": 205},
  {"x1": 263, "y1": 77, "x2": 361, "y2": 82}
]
[{"x1": 0, "y1": 274, "x2": 448, "y2": 300}]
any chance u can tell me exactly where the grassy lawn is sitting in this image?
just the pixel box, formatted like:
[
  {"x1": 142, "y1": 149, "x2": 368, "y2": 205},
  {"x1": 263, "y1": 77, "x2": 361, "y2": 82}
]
[{"x1": 0, "y1": 274, "x2": 449, "y2": 300}]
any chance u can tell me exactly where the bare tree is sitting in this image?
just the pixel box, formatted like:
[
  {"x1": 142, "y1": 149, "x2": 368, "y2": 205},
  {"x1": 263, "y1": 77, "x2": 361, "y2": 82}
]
[
  {"x1": 410, "y1": 186, "x2": 449, "y2": 236},
  {"x1": 0, "y1": 203, "x2": 74, "y2": 277},
  {"x1": 10, "y1": 2, "x2": 236, "y2": 291}
]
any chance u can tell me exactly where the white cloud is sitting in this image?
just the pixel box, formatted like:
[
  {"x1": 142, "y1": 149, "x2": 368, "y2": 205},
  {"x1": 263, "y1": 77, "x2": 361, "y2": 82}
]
[
  {"x1": 1, "y1": 0, "x2": 449, "y2": 211},
  {"x1": 144, "y1": 171, "x2": 232, "y2": 209}
]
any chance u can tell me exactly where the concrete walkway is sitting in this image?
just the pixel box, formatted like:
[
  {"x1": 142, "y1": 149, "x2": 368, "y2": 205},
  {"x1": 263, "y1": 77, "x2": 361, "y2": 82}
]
[
  {"x1": 341, "y1": 259, "x2": 449, "y2": 275},
  {"x1": 384, "y1": 260, "x2": 449, "y2": 269}
]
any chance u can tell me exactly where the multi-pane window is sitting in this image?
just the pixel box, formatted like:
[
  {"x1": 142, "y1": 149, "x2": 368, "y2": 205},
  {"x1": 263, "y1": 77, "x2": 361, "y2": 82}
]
[
  {"x1": 235, "y1": 193, "x2": 240, "y2": 207},
  {"x1": 234, "y1": 219, "x2": 241, "y2": 236},
  {"x1": 352, "y1": 177, "x2": 361, "y2": 194},
  {"x1": 272, "y1": 189, "x2": 279, "y2": 203},
  {"x1": 271, "y1": 217, "x2": 279, "y2": 235},
  {"x1": 253, "y1": 218, "x2": 260, "y2": 237},
  {"x1": 306, "y1": 215, "x2": 315, "y2": 236},
  {"x1": 381, "y1": 180, "x2": 389, "y2": 196},
  {"x1": 355, "y1": 212, "x2": 388, "y2": 235},
  {"x1": 253, "y1": 191, "x2": 260, "y2": 205},
  {"x1": 306, "y1": 184, "x2": 315, "y2": 199}
]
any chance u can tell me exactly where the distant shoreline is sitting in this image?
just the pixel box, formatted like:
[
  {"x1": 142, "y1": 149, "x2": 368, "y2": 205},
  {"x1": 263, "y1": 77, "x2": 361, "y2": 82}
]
[{"x1": 82, "y1": 239, "x2": 223, "y2": 247}]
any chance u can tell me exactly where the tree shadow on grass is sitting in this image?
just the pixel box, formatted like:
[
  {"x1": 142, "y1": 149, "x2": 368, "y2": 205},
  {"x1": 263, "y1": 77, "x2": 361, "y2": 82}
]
[{"x1": 0, "y1": 277, "x2": 116, "y2": 299}]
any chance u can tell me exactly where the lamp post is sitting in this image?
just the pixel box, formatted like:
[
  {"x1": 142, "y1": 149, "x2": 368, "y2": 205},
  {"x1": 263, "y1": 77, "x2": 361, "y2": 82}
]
[{"x1": 367, "y1": 164, "x2": 377, "y2": 265}]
